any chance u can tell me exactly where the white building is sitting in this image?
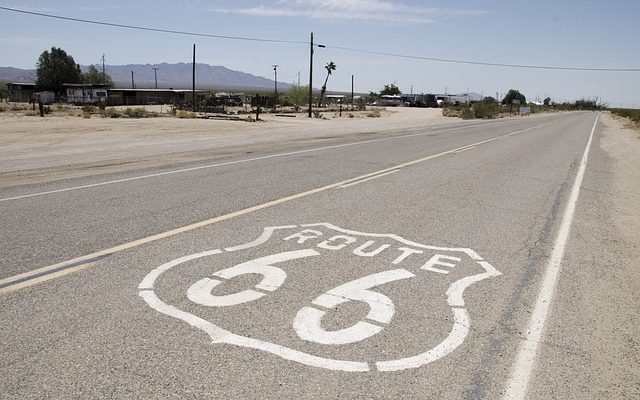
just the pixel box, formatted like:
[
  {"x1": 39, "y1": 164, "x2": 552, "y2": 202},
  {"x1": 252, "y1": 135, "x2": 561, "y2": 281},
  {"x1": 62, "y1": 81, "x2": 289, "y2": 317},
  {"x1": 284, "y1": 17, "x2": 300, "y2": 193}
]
[{"x1": 64, "y1": 84, "x2": 109, "y2": 104}]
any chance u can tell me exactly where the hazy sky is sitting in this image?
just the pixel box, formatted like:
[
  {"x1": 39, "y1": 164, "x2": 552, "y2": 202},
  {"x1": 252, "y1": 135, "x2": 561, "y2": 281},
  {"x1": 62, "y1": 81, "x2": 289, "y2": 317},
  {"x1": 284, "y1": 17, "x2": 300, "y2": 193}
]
[{"x1": 1, "y1": 0, "x2": 638, "y2": 107}]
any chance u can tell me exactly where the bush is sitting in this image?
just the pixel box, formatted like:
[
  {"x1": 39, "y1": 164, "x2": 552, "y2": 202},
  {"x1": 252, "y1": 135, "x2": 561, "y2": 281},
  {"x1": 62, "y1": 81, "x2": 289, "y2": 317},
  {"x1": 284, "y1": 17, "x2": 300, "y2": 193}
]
[
  {"x1": 471, "y1": 102, "x2": 499, "y2": 119},
  {"x1": 81, "y1": 104, "x2": 95, "y2": 114},
  {"x1": 610, "y1": 108, "x2": 640, "y2": 125},
  {"x1": 366, "y1": 110, "x2": 381, "y2": 118},
  {"x1": 442, "y1": 107, "x2": 461, "y2": 118},
  {"x1": 122, "y1": 107, "x2": 156, "y2": 118},
  {"x1": 176, "y1": 110, "x2": 194, "y2": 119},
  {"x1": 102, "y1": 107, "x2": 121, "y2": 118},
  {"x1": 444, "y1": 102, "x2": 500, "y2": 119}
]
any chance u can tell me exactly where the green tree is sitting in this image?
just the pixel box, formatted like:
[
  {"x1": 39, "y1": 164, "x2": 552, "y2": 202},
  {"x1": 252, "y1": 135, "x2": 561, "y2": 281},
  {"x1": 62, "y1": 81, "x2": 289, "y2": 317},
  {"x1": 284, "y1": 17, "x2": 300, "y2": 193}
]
[
  {"x1": 82, "y1": 65, "x2": 114, "y2": 87},
  {"x1": 35, "y1": 47, "x2": 82, "y2": 95},
  {"x1": 286, "y1": 83, "x2": 309, "y2": 109},
  {"x1": 380, "y1": 84, "x2": 401, "y2": 96},
  {"x1": 482, "y1": 96, "x2": 497, "y2": 104},
  {"x1": 501, "y1": 89, "x2": 526, "y2": 105},
  {"x1": 318, "y1": 61, "x2": 336, "y2": 107}
]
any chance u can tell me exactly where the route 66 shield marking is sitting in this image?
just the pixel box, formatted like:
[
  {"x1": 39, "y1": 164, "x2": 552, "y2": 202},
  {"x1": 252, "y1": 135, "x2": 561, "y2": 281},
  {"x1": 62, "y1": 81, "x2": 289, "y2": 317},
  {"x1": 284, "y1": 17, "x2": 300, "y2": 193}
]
[{"x1": 138, "y1": 223, "x2": 501, "y2": 372}]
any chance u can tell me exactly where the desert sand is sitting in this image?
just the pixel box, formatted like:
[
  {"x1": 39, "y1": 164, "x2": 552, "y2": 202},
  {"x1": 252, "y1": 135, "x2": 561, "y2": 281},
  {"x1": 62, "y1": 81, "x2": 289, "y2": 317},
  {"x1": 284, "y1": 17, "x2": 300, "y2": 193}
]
[{"x1": 0, "y1": 106, "x2": 455, "y2": 186}]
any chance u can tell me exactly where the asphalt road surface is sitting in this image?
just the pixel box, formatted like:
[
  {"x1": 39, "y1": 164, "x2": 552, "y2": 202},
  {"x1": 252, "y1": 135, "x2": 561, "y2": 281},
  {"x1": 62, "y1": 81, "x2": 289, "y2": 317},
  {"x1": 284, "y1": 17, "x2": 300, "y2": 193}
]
[{"x1": 1, "y1": 111, "x2": 638, "y2": 399}]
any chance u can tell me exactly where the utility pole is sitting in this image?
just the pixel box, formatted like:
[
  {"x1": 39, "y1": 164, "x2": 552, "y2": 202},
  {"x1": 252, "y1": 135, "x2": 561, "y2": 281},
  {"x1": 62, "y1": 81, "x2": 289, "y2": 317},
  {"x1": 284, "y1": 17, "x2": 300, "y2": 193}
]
[
  {"x1": 192, "y1": 44, "x2": 196, "y2": 112},
  {"x1": 308, "y1": 32, "x2": 314, "y2": 118},
  {"x1": 297, "y1": 71, "x2": 301, "y2": 87},
  {"x1": 131, "y1": 70, "x2": 134, "y2": 89},
  {"x1": 351, "y1": 74, "x2": 354, "y2": 109},
  {"x1": 152, "y1": 67, "x2": 159, "y2": 89},
  {"x1": 308, "y1": 32, "x2": 325, "y2": 118},
  {"x1": 272, "y1": 65, "x2": 279, "y2": 95},
  {"x1": 102, "y1": 54, "x2": 106, "y2": 85}
]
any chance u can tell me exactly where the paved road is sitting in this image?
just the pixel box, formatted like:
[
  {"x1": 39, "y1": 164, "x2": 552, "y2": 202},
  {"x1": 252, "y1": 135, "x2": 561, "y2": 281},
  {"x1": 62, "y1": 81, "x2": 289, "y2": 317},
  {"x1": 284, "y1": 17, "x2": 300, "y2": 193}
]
[{"x1": 1, "y1": 112, "x2": 637, "y2": 399}]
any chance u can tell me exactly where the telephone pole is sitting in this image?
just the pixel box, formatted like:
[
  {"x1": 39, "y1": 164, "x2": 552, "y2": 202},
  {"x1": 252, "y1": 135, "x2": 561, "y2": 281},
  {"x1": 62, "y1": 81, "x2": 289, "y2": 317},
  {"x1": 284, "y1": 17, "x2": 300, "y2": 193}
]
[
  {"x1": 272, "y1": 65, "x2": 279, "y2": 95},
  {"x1": 308, "y1": 33, "x2": 314, "y2": 118},
  {"x1": 308, "y1": 32, "x2": 325, "y2": 118},
  {"x1": 192, "y1": 44, "x2": 196, "y2": 112},
  {"x1": 102, "y1": 54, "x2": 106, "y2": 85},
  {"x1": 351, "y1": 74, "x2": 354, "y2": 109},
  {"x1": 152, "y1": 67, "x2": 159, "y2": 89}
]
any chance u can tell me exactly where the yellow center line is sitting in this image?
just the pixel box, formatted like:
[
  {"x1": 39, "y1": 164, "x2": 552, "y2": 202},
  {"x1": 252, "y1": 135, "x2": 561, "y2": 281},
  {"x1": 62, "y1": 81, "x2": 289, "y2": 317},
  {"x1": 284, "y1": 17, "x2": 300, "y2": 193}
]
[
  {"x1": 0, "y1": 122, "x2": 548, "y2": 294},
  {"x1": 338, "y1": 169, "x2": 401, "y2": 189}
]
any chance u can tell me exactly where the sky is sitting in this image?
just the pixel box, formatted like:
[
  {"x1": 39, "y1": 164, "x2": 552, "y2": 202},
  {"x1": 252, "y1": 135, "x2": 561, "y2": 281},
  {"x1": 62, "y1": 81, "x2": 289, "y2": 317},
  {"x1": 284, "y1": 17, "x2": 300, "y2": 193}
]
[{"x1": 1, "y1": 0, "x2": 639, "y2": 107}]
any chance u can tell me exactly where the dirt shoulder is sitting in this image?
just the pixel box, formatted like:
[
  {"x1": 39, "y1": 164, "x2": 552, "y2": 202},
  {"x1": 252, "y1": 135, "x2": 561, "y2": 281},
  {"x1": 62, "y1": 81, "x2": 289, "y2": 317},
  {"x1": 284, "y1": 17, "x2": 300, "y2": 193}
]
[{"x1": 0, "y1": 107, "x2": 456, "y2": 187}]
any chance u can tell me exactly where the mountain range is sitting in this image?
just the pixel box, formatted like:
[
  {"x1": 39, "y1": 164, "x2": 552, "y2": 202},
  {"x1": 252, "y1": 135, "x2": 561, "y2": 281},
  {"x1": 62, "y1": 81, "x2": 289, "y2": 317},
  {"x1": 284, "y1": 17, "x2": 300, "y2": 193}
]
[{"x1": 0, "y1": 63, "x2": 289, "y2": 91}]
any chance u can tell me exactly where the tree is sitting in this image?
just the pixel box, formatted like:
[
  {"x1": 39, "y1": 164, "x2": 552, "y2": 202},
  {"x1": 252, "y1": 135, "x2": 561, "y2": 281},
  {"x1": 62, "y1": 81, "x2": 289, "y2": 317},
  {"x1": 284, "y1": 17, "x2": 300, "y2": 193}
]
[
  {"x1": 482, "y1": 96, "x2": 497, "y2": 104},
  {"x1": 380, "y1": 84, "x2": 401, "y2": 96},
  {"x1": 501, "y1": 89, "x2": 526, "y2": 105},
  {"x1": 82, "y1": 65, "x2": 114, "y2": 87},
  {"x1": 318, "y1": 61, "x2": 336, "y2": 107},
  {"x1": 543, "y1": 97, "x2": 551, "y2": 106},
  {"x1": 286, "y1": 83, "x2": 309, "y2": 109},
  {"x1": 35, "y1": 47, "x2": 82, "y2": 95}
]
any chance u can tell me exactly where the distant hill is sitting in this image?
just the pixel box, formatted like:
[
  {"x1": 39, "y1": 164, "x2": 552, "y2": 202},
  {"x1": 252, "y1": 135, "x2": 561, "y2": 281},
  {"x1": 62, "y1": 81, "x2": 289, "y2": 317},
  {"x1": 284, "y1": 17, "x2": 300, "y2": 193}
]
[
  {"x1": 0, "y1": 67, "x2": 36, "y2": 83},
  {"x1": 0, "y1": 63, "x2": 288, "y2": 91}
]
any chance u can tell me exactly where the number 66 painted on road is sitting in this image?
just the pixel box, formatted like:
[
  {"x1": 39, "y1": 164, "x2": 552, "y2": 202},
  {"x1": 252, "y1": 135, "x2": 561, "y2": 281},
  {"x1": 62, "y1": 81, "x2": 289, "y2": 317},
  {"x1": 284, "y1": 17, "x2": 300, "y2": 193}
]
[{"x1": 186, "y1": 250, "x2": 412, "y2": 345}]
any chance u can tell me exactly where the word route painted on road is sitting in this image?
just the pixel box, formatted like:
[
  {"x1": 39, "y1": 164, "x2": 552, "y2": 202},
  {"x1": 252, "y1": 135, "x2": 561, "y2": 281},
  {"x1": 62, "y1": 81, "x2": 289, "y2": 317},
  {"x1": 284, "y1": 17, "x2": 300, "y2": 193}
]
[{"x1": 139, "y1": 223, "x2": 501, "y2": 372}]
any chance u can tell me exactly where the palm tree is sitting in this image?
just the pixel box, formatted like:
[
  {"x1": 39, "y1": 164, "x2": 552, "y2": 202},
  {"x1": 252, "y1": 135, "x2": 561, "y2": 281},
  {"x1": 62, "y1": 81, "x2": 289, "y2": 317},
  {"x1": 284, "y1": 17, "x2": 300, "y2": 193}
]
[{"x1": 318, "y1": 61, "x2": 336, "y2": 107}]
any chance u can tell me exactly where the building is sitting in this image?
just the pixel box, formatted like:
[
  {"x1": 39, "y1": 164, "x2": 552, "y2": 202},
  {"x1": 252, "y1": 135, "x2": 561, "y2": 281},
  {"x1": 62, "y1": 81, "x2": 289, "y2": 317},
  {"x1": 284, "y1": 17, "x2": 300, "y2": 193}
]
[
  {"x1": 379, "y1": 95, "x2": 403, "y2": 107},
  {"x1": 64, "y1": 84, "x2": 109, "y2": 104},
  {"x1": 7, "y1": 82, "x2": 36, "y2": 102},
  {"x1": 106, "y1": 88, "x2": 208, "y2": 106}
]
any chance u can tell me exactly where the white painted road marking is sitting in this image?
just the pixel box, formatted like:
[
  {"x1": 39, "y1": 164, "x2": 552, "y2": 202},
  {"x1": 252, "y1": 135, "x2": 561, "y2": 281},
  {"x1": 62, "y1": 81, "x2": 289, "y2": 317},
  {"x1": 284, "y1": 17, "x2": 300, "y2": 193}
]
[
  {"x1": 0, "y1": 124, "x2": 541, "y2": 294},
  {"x1": 338, "y1": 169, "x2": 400, "y2": 188},
  {"x1": 139, "y1": 224, "x2": 502, "y2": 372},
  {"x1": 293, "y1": 269, "x2": 415, "y2": 345},
  {"x1": 187, "y1": 250, "x2": 319, "y2": 307},
  {"x1": 0, "y1": 120, "x2": 542, "y2": 202},
  {"x1": 502, "y1": 113, "x2": 600, "y2": 399}
]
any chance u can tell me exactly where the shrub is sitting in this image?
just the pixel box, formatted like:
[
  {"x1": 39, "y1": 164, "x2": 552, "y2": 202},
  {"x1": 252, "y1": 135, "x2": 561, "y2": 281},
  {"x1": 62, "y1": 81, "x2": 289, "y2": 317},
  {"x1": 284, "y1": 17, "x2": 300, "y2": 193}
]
[
  {"x1": 123, "y1": 107, "x2": 153, "y2": 118},
  {"x1": 81, "y1": 104, "x2": 95, "y2": 114},
  {"x1": 176, "y1": 110, "x2": 194, "y2": 119},
  {"x1": 471, "y1": 102, "x2": 499, "y2": 119},
  {"x1": 609, "y1": 108, "x2": 640, "y2": 124},
  {"x1": 102, "y1": 107, "x2": 121, "y2": 118},
  {"x1": 367, "y1": 110, "x2": 381, "y2": 118}
]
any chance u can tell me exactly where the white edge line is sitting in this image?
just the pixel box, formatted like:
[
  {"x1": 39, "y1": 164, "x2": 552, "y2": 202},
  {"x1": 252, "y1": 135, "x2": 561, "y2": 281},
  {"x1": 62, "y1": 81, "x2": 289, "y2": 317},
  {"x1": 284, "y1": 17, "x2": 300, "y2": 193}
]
[
  {"x1": 0, "y1": 119, "x2": 528, "y2": 202},
  {"x1": 502, "y1": 113, "x2": 599, "y2": 400}
]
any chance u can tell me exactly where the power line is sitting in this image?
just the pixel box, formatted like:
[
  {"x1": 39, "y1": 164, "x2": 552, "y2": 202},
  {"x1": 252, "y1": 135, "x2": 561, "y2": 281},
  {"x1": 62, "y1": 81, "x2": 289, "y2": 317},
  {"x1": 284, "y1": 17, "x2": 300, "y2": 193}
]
[
  {"x1": 0, "y1": 6, "x2": 306, "y2": 45},
  {"x1": 2, "y1": 6, "x2": 639, "y2": 72},
  {"x1": 322, "y1": 45, "x2": 640, "y2": 72}
]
